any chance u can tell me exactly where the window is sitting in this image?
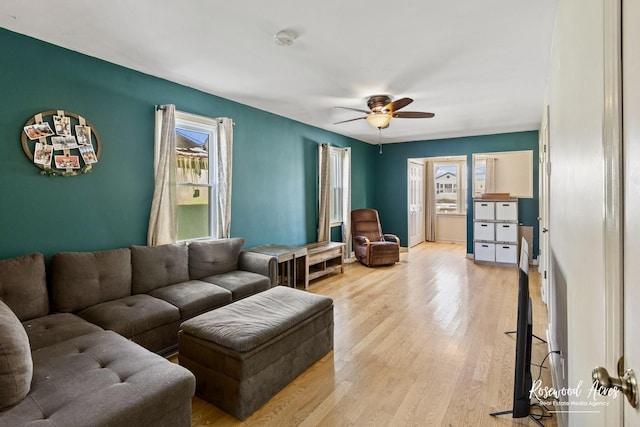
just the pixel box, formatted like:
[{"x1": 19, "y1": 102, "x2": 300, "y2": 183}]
[
  {"x1": 329, "y1": 147, "x2": 343, "y2": 225},
  {"x1": 473, "y1": 158, "x2": 487, "y2": 197},
  {"x1": 175, "y1": 111, "x2": 217, "y2": 240},
  {"x1": 434, "y1": 160, "x2": 467, "y2": 214}
]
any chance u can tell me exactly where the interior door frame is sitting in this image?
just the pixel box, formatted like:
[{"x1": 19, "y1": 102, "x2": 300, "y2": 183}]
[
  {"x1": 407, "y1": 159, "x2": 425, "y2": 248},
  {"x1": 539, "y1": 106, "x2": 551, "y2": 305},
  {"x1": 602, "y1": 0, "x2": 624, "y2": 424}
]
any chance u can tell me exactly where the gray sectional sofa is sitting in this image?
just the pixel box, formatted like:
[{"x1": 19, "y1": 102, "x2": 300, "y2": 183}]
[{"x1": 0, "y1": 237, "x2": 277, "y2": 426}]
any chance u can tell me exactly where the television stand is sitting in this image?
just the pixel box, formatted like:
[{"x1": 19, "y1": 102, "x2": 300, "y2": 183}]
[
  {"x1": 489, "y1": 409, "x2": 545, "y2": 427},
  {"x1": 504, "y1": 330, "x2": 547, "y2": 344}
]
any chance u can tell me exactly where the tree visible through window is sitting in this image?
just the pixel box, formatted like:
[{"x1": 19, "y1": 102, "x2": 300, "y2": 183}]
[{"x1": 175, "y1": 111, "x2": 217, "y2": 240}]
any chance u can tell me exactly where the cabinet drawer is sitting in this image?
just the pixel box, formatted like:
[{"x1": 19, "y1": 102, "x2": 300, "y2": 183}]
[
  {"x1": 474, "y1": 242, "x2": 495, "y2": 262},
  {"x1": 495, "y1": 202, "x2": 518, "y2": 221},
  {"x1": 474, "y1": 201, "x2": 495, "y2": 220},
  {"x1": 495, "y1": 244, "x2": 518, "y2": 264},
  {"x1": 474, "y1": 222, "x2": 495, "y2": 241},
  {"x1": 495, "y1": 223, "x2": 518, "y2": 242}
]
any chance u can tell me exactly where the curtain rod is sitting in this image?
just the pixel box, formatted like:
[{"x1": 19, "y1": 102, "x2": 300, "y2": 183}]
[{"x1": 155, "y1": 105, "x2": 234, "y2": 125}]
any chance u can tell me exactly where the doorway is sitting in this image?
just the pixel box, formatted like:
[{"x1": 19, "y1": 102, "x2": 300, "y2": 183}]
[
  {"x1": 408, "y1": 159, "x2": 425, "y2": 247},
  {"x1": 407, "y1": 156, "x2": 467, "y2": 248}
]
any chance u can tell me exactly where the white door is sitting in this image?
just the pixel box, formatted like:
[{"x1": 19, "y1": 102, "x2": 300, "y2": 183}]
[
  {"x1": 408, "y1": 160, "x2": 425, "y2": 247},
  {"x1": 599, "y1": 1, "x2": 640, "y2": 424},
  {"x1": 539, "y1": 106, "x2": 551, "y2": 305},
  {"x1": 623, "y1": 0, "x2": 640, "y2": 423}
]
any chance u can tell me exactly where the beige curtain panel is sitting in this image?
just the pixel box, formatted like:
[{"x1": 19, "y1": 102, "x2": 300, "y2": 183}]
[
  {"x1": 425, "y1": 160, "x2": 436, "y2": 242},
  {"x1": 485, "y1": 157, "x2": 496, "y2": 194},
  {"x1": 147, "y1": 104, "x2": 177, "y2": 246},
  {"x1": 216, "y1": 118, "x2": 233, "y2": 239},
  {"x1": 317, "y1": 143, "x2": 330, "y2": 242},
  {"x1": 341, "y1": 147, "x2": 352, "y2": 258}
]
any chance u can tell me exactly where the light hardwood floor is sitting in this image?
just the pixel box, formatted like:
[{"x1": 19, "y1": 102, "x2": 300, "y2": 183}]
[{"x1": 176, "y1": 242, "x2": 557, "y2": 426}]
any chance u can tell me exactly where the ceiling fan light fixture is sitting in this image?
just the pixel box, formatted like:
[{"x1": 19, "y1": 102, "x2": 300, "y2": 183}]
[
  {"x1": 366, "y1": 113, "x2": 392, "y2": 129},
  {"x1": 274, "y1": 30, "x2": 296, "y2": 46}
]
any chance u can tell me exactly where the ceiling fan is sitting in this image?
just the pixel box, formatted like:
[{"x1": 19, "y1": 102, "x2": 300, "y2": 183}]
[{"x1": 334, "y1": 95, "x2": 435, "y2": 129}]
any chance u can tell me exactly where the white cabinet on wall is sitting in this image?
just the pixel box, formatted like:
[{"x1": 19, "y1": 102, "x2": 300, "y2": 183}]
[{"x1": 473, "y1": 199, "x2": 519, "y2": 265}]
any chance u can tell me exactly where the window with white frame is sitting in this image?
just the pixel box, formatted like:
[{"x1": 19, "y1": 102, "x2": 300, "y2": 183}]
[
  {"x1": 434, "y1": 160, "x2": 467, "y2": 214},
  {"x1": 175, "y1": 111, "x2": 218, "y2": 240},
  {"x1": 473, "y1": 158, "x2": 487, "y2": 197},
  {"x1": 329, "y1": 147, "x2": 344, "y2": 225}
]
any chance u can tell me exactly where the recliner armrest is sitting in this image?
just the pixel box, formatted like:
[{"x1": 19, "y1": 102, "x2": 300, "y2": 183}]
[
  {"x1": 353, "y1": 235, "x2": 371, "y2": 245},
  {"x1": 382, "y1": 234, "x2": 400, "y2": 245},
  {"x1": 238, "y1": 252, "x2": 278, "y2": 287}
]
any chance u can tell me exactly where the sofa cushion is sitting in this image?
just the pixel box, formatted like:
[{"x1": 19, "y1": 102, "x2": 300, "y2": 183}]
[
  {"x1": 200, "y1": 270, "x2": 271, "y2": 301},
  {"x1": 188, "y1": 238, "x2": 245, "y2": 279},
  {"x1": 78, "y1": 294, "x2": 180, "y2": 339},
  {"x1": 149, "y1": 280, "x2": 232, "y2": 319},
  {"x1": 131, "y1": 243, "x2": 189, "y2": 294},
  {"x1": 51, "y1": 248, "x2": 132, "y2": 313},
  {"x1": 0, "y1": 330, "x2": 195, "y2": 427},
  {"x1": 0, "y1": 300, "x2": 33, "y2": 411},
  {"x1": 0, "y1": 253, "x2": 48, "y2": 321},
  {"x1": 22, "y1": 313, "x2": 103, "y2": 352}
]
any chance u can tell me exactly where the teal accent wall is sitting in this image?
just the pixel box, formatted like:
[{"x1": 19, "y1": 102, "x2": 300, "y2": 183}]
[
  {"x1": 0, "y1": 28, "x2": 376, "y2": 259},
  {"x1": 372, "y1": 131, "x2": 539, "y2": 255}
]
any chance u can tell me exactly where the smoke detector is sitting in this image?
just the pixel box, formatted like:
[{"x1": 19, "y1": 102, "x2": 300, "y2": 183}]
[{"x1": 274, "y1": 30, "x2": 296, "y2": 47}]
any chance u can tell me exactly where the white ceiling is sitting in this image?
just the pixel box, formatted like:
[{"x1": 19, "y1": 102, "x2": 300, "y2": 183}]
[{"x1": 0, "y1": 0, "x2": 558, "y2": 144}]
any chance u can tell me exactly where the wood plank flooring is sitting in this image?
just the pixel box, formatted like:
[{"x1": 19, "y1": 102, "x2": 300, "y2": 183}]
[{"x1": 175, "y1": 242, "x2": 557, "y2": 426}]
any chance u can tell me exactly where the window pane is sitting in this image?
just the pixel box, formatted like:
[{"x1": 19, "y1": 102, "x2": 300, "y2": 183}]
[
  {"x1": 174, "y1": 111, "x2": 218, "y2": 240},
  {"x1": 474, "y1": 159, "x2": 486, "y2": 197},
  {"x1": 435, "y1": 164, "x2": 459, "y2": 213},
  {"x1": 328, "y1": 149, "x2": 343, "y2": 223},
  {"x1": 177, "y1": 185, "x2": 210, "y2": 240},
  {"x1": 176, "y1": 127, "x2": 209, "y2": 184}
]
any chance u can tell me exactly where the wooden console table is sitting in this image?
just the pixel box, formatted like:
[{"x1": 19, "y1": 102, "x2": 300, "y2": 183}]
[
  {"x1": 298, "y1": 242, "x2": 345, "y2": 289},
  {"x1": 247, "y1": 244, "x2": 307, "y2": 287}
]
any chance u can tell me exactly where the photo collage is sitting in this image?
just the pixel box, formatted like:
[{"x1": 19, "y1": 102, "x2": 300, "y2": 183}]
[{"x1": 24, "y1": 114, "x2": 98, "y2": 170}]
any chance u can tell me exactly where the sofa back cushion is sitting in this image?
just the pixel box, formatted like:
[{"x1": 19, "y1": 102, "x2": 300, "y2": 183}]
[
  {"x1": 0, "y1": 300, "x2": 33, "y2": 410},
  {"x1": 188, "y1": 238, "x2": 245, "y2": 279},
  {"x1": 131, "y1": 243, "x2": 189, "y2": 294},
  {"x1": 51, "y1": 248, "x2": 132, "y2": 313},
  {"x1": 0, "y1": 253, "x2": 48, "y2": 321}
]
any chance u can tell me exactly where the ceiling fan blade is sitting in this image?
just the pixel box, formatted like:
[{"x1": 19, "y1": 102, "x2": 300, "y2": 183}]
[
  {"x1": 334, "y1": 116, "x2": 367, "y2": 125},
  {"x1": 393, "y1": 111, "x2": 435, "y2": 118},
  {"x1": 384, "y1": 97, "x2": 413, "y2": 112},
  {"x1": 334, "y1": 106, "x2": 371, "y2": 114}
]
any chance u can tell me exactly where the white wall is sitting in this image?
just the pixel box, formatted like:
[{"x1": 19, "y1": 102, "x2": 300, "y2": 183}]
[{"x1": 546, "y1": 0, "x2": 607, "y2": 425}]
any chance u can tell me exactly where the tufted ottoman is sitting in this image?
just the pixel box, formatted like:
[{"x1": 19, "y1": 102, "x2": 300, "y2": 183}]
[{"x1": 178, "y1": 286, "x2": 334, "y2": 420}]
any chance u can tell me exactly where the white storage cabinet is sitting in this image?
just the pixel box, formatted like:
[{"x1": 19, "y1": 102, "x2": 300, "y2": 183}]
[{"x1": 473, "y1": 199, "x2": 519, "y2": 265}]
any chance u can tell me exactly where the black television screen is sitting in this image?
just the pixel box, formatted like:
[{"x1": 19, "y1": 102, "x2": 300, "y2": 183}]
[
  {"x1": 491, "y1": 238, "x2": 543, "y2": 425},
  {"x1": 513, "y1": 267, "x2": 533, "y2": 416},
  {"x1": 512, "y1": 238, "x2": 533, "y2": 418}
]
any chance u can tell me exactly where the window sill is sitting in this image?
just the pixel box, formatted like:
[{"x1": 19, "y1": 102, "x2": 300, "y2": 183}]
[{"x1": 436, "y1": 212, "x2": 466, "y2": 217}]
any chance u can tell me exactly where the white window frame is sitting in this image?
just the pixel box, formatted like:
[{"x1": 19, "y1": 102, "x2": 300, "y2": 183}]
[
  {"x1": 175, "y1": 110, "x2": 218, "y2": 241},
  {"x1": 329, "y1": 146, "x2": 344, "y2": 226}
]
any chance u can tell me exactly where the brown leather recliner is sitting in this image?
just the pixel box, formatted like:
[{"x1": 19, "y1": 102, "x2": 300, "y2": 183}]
[{"x1": 351, "y1": 208, "x2": 400, "y2": 267}]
